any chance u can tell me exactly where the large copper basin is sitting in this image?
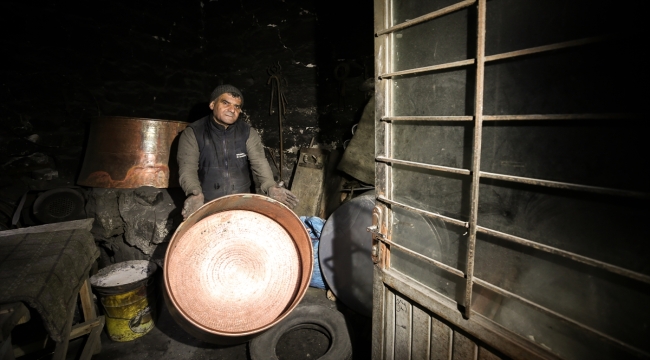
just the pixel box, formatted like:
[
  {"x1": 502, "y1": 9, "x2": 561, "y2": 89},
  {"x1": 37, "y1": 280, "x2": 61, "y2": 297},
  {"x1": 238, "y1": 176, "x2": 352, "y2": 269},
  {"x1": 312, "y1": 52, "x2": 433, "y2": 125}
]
[
  {"x1": 164, "y1": 194, "x2": 312, "y2": 344},
  {"x1": 77, "y1": 116, "x2": 188, "y2": 188}
]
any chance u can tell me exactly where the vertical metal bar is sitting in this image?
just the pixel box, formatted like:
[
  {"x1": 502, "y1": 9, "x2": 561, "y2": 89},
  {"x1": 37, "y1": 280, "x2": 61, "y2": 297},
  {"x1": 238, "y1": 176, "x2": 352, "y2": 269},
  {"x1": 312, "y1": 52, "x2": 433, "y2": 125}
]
[
  {"x1": 374, "y1": 0, "x2": 388, "y2": 202},
  {"x1": 463, "y1": 0, "x2": 486, "y2": 318},
  {"x1": 386, "y1": 20, "x2": 394, "y2": 197},
  {"x1": 384, "y1": 0, "x2": 395, "y2": 271},
  {"x1": 373, "y1": 0, "x2": 389, "y2": 357}
]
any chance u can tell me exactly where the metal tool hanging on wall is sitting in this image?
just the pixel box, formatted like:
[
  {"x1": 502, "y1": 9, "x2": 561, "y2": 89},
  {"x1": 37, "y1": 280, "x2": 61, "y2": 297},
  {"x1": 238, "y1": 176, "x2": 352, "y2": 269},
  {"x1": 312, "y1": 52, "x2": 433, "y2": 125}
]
[{"x1": 267, "y1": 62, "x2": 288, "y2": 180}]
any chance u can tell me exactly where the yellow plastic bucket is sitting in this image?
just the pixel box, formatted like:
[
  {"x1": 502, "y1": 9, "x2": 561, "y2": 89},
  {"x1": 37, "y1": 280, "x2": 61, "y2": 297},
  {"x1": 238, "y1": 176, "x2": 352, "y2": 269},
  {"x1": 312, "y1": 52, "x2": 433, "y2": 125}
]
[{"x1": 90, "y1": 260, "x2": 158, "y2": 342}]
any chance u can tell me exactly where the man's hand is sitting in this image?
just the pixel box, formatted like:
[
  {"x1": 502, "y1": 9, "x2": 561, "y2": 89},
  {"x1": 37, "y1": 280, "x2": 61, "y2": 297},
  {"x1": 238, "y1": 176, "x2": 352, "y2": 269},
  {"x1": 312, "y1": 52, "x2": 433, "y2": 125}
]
[
  {"x1": 182, "y1": 190, "x2": 204, "y2": 220},
  {"x1": 268, "y1": 185, "x2": 299, "y2": 209}
]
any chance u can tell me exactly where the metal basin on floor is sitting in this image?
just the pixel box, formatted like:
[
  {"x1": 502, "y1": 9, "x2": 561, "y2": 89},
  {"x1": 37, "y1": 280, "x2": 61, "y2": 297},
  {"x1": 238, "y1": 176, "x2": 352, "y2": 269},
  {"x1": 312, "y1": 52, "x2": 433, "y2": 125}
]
[{"x1": 163, "y1": 194, "x2": 312, "y2": 344}]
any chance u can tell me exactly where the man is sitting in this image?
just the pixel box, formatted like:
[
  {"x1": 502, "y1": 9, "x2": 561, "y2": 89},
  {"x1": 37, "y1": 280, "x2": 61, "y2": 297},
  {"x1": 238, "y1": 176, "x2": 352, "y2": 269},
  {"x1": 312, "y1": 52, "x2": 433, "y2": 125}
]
[{"x1": 177, "y1": 84, "x2": 298, "y2": 220}]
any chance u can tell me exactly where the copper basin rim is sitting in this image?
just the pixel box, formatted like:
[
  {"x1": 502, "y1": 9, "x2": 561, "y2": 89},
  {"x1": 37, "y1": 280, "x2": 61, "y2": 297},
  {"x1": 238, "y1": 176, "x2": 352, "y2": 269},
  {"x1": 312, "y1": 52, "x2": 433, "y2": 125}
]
[
  {"x1": 77, "y1": 116, "x2": 188, "y2": 188},
  {"x1": 163, "y1": 194, "x2": 313, "y2": 344}
]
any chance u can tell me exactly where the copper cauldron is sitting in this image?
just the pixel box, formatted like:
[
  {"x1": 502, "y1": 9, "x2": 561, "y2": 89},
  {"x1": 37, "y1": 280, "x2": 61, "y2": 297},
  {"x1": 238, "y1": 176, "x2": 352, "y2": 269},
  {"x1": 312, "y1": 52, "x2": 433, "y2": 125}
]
[
  {"x1": 77, "y1": 116, "x2": 188, "y2": 188},
  {"x1": 164, "y1": 194, "x2": 313, "y2": 345}
]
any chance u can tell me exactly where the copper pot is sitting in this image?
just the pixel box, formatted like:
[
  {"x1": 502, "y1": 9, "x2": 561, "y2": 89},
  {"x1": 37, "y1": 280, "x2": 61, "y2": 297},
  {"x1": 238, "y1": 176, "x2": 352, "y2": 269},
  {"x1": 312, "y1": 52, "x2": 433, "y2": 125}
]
[
  {"x1": 164, "y1": 194, "x2": 313, "y2": 344},
  {"x1": 77, "y1": 116, "x2": 188, "y2": 188}
]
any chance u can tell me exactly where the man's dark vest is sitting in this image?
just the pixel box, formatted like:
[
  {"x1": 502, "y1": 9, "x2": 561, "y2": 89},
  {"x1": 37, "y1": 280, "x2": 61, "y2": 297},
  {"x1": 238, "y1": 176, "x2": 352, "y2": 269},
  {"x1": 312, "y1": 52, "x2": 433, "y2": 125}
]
[{"x1": 189, "y1": 116, "x2": 251, "y2": 202}]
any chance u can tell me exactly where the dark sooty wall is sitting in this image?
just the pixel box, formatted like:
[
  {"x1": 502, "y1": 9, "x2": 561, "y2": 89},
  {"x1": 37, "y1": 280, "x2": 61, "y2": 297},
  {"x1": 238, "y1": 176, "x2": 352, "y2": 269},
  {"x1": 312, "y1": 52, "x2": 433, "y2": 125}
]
[{"x1": 0, "y1": 0, "x2": 373, "y2": 189}]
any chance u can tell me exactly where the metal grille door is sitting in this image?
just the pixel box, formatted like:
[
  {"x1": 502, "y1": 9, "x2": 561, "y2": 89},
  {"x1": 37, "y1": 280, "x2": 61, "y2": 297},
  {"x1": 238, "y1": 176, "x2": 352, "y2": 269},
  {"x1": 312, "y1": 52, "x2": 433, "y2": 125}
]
[{"x1": 372, "y1": 1, "x2": 648, "y2": 359}]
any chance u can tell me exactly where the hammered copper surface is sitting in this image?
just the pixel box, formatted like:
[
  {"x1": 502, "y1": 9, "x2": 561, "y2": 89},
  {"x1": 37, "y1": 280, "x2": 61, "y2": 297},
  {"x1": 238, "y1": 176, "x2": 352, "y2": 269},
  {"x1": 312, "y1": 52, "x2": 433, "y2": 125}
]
[
  {"x1": 77, "y1": 116, "x2": 188, "y2": 188},
  {"x1": 168, "y1": 210, "x2": 300, "y2": 332},
  {"x1": 164, "y1": 194, "x2": 312, "y2": 344}
]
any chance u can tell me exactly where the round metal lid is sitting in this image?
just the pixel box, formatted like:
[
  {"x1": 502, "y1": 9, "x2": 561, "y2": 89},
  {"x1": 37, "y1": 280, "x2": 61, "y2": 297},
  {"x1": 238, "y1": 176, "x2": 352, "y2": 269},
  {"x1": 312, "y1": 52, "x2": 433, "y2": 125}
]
[
  {"x1": 166, "y1": 209, "x2": 301, "y2": 333},
  {"x1": 319, "y1": 193, "x2": 375, "y2": 317}
]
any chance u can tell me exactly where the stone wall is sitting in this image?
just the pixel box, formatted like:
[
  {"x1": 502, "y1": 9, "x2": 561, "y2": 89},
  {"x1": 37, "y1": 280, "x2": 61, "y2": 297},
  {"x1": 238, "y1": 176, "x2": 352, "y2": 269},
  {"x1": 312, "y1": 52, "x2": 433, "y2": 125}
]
[{"x1": 0, "y1": 0, "x2": 373, "y2": 260}]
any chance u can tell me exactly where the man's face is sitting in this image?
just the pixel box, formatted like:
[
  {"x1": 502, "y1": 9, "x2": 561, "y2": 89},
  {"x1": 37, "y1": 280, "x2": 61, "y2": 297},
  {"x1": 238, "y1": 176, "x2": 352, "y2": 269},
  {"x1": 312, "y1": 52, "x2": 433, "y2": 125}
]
[{"x1": 210, "y1": 93, "x2": 242, "y2": 127}]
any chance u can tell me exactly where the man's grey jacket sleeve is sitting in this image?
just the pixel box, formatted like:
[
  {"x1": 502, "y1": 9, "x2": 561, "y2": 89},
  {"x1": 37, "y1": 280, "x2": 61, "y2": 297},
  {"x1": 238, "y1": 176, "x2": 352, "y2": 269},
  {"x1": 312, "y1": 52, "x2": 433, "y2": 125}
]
[
  {"x1": 246, "y1": 128, "x2": 276, "y2": 194},
  {"x1": 177, "y1": 127, "x2": 202, "y2": 196}
]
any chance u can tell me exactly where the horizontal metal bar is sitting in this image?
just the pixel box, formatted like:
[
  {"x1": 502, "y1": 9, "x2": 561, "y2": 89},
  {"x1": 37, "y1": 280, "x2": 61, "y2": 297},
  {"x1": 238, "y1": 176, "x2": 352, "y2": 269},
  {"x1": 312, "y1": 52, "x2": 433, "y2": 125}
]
[
  {"x1": 382, "y1": 113, "x2": 640, "y2": 122},
  {"x1": 480, "y1": 171, "x2": 650, "y2": 200},
  {"x1": 384, "y1": 238, "x2": 466, "y2": 277},
  {"x1": 377, "y1": 195, "x2": 469, "y2": 228},
  {"x1": 340, "y1": 186, "x2": 375, "y2": 193},
  {"x1": 483, "y1": 113, "x2": 640, "y2": 121},
  {"x1": 473, "y1": 277, "x2": 650, "y2": 358},
  {"x1": 376, "y1": 156, "x2": 471, "y2": 175},
  {"x1": 382, "y1": 116, "x2": 474, "y2": 122},
  {"x1": 379, "y1": 58, "x2": 474, "y2": 79},
  {"x1": 476, "y1": 226, "x2": 650, "y2": 285},
  {"x1": 376, "y1": 0, "x2": 475, "y2": 36},
  {"x1": 484, "y1": 36, "x2": 605, "y2": 63}
]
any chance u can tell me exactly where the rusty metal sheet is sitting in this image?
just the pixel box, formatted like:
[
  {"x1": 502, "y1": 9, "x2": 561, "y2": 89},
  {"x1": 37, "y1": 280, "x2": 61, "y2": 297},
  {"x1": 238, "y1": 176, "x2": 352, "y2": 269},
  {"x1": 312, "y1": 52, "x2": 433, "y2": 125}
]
[
  {"x1": 290, "y1": 147, "x2": 328, "y2": 217},
  {"x1": 77, "y1": 116, "x2": 187, "y2": 188}
]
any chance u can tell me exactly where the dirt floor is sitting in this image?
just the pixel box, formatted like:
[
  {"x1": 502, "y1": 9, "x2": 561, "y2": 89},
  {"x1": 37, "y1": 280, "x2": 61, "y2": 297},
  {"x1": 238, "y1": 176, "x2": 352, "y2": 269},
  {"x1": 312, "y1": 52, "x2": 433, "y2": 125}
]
[{"x1": 86, "y1": 287, "x2": 371, "y2": 360}]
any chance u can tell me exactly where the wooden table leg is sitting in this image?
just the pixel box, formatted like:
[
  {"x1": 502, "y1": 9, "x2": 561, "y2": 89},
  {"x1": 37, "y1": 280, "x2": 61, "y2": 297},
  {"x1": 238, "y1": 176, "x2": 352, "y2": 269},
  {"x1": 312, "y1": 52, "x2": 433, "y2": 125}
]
[
  {"x1": 79, "y1": 278, "x2": 97, "y2": 321},
  {"x1": 78, "y1": 277, "x2": 102, "y2": 354},
  {"x1": 78, "y1": 316, "x2": 104, "y2": 360},
  {"x1": 53, "y1": 275, "x2": 105, "y2": 360}
]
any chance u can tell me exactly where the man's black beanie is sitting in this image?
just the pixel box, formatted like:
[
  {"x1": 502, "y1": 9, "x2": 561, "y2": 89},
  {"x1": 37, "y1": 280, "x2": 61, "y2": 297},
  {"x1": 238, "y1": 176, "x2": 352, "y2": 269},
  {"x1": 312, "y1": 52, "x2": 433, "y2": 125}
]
[{"x1": 210, "y1": 84, "x2": 244, "y2": 104}]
